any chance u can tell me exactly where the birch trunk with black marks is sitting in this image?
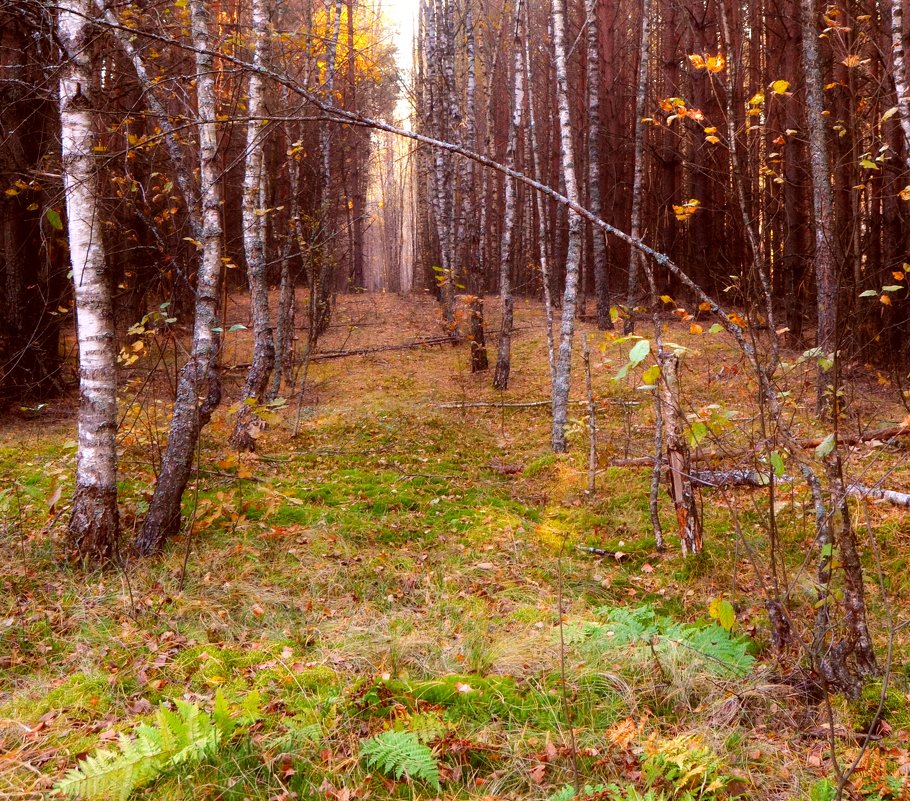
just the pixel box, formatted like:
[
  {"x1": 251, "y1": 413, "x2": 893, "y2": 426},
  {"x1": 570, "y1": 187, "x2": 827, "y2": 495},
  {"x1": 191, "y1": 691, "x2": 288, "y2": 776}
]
[
  {"x1": 523, "y1": 0, "x2": 556, "y2": 385},
  {"x1": 586, "y1": 0, "x2": 612, "y2": 330},
  {"x1": 462, "y1": 0, "x2": 488, "y2": 372},
  {"x1": 136, "y1": 0, "x2": 223, "y2": 554},
  {"x1": 551, "y1": 0, "x2": 584, "y2": 452},
  {"x1": 59, "y1": 0, "x2": 119, "y2": 560},
  {"x1": 624, "y1": 0, "x2": 651, "y2": 334},
  {"x1": 232, "y1": 0, "x2": 275, "y2": 451},
  {"x1": 890, "y1": 0, "x2": 910, "y2": 164},
  {"x1": 800, "y1": 0, "x2": 838, "y2": 416},
  {"x1": 493, "y1": 0, "x2": 525, "y2": 390}
]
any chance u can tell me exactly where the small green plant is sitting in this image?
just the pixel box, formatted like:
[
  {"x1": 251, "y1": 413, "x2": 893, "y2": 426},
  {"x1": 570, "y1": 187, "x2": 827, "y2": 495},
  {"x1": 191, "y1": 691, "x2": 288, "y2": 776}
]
[
  {"x1": 642, "y1": 733, "x2": 731, "y2": 799},
  {"x1": 809, "y1": 778, "x2": 836, "y2": 801},
  {"x1": 567, "y1": 605, "x2": 754, "y2": 678},
  {"x1": 55, "y1": 690, "x2": 261, "y2": 800},
  {"x1": 548, "y1": 785, "x2": 668, "y2": 801},
  {"x1": 360, "y1": 730, "x2": 440, "y2": 791}
]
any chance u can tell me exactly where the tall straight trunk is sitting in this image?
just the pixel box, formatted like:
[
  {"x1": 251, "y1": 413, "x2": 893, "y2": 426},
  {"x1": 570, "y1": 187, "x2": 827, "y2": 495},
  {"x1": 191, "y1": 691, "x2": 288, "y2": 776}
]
[
  {"x1": 493, "y1": 0, "x2": 525, "y2": 390},
  {"x1": 136, "y1": 0, "x2": 223, "y2": 554},
  {"x1": 347, "y1": 0, "x2": 366, "y2": 289},
  {"x1": 800, "y1": 0, "x2": 838, "y2": 415},
  {"x1": 551, "y1": 0, "x2": 584, "y2": 452},
  {"x1": 232, "y1": 0, "x2": 275, "y2": 450},
  {"x1": 890, "y1": 0, "x2": 910, "y2": 166},
  {"x1": 624, "y1": 0, "x2": 651, "y2": 334},
  {"x1": 524, "y1": 0, "x2": 556, "y2": 384},
  {"x1": 586, "y1": 0, "x2": 612, "y2": 330},
  {"x1": 58, "y1": 0, "x2": 119, "y2": 559},
  {"x1": 462, "y1": 0, "x2": 489, "y2": 371}
]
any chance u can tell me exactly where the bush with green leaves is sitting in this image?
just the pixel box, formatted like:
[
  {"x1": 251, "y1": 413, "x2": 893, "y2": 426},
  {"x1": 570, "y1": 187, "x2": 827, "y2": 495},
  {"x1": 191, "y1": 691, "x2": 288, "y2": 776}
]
[
  {"x1": 55, "y1": 689, "x2": 261, "y2": 800},
  {"x1": 548, "y1": 784, "x2": 668, "y2": 801},
  {"x1": 359, "y1": 730, "x2": 440, "y2": 791}
]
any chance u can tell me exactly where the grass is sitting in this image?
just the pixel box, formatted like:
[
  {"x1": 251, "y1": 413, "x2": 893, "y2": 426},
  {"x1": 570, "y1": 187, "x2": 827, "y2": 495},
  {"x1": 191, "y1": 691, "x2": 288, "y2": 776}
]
[{"x1": 2, "y1": 292, "x2": 910, "y2": 800}]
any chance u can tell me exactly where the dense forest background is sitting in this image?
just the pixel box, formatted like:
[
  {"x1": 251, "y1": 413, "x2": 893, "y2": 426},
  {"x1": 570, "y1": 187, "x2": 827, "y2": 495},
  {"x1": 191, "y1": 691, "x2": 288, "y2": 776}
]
[{"x1": 4, "y1": 0, "x2": 910, "y2": 798}]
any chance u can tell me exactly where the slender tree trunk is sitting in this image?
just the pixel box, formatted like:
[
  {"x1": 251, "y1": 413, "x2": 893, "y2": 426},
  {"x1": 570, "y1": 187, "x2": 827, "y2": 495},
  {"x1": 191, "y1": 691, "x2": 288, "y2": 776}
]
[
  {"x1": 232, "y1": 0, "x2": 275, "y2": 450},
  {"x1": 800, "y1": 0, "x2": 838, "y2": 416},
  {"x1": 59, "y1": 0, "x2": 120, "y2": 560},
  {"x1": 136, "y1": 0, "x2": 223, "y2": 554},
  {"x1": 524, "y1": 0, "x2": 556, "y2": 385},
  {"x1": 586, "y1": 0, "x2": 612, "y2": 330},
  {"x1": 891, "y1": 0, "x2": 910, "y2": 167},
  {"x1": 624, "y1": 0, "x2": 651, "y2": 334},
  {"x1": 551, "y1": 0, "x2": 584, "y2": 452},
  {"x1": 493, "y1": 0, "x2": 525, "y2": 390},
  {"x1": 462, "y1": 0, "x2": 488, "y2": 371}
]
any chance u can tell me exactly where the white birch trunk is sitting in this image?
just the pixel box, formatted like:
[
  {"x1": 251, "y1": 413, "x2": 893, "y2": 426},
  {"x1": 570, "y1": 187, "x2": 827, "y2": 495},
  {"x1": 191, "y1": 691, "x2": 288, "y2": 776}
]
[
  {"x1": 493, "y1": 0, "x2": 526, "y2": 390},
  {"x1": 891, "y1": 0, "x2": 910, "y2": 165},
  {"x1": 232, "y1": 0, "x2": 275, "y2": 450},
  {"x1": 523, "y1": 0, "x2": 556, "y2": 386},
  {"x1": 59, "y1": 0, "x2": 119, "y2": 559},
  {"x1": 551, "y1": 0, "x2": 584, "y2": 452},
  {"x1": 136, "y1": 0, "x2": 224, "y2": 553},
  {"x1": 624, "y1": 0, "x2": 651, "y2": 334},
  {"x1": 585, "y1": 0, "x2": 612, "y2": 331}
]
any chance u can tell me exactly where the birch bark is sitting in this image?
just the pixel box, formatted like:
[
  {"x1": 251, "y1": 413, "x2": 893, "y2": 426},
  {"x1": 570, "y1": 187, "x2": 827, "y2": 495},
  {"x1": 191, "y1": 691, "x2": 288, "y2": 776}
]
[
  {"x1": 891, "y1": 0, "x2": 910, "y2": 166},
  {"x1": 58, "y1": 0, "x2": 120, "y2": 559},
  {"x1": 136, "y1": 0, "x2": 224, "y2": 553},
  {"x1": 624, "y1": 0, "x2": 651, "y2": 334},
  {"x1": 551, "y1": 0, "x2": 584, "y2": 452},
  {"x1": 493, "y1": 0, "x2": 525, "y2": 390},
  {"x1": 232, "y1": 0, "x2": 275, "y2": 451},
  {"x1": 585, "y1": 0, "x2": 612, "y2": 330},
  {"x1": 800, "y1": 0, "x2": 839, "y2": 416}
]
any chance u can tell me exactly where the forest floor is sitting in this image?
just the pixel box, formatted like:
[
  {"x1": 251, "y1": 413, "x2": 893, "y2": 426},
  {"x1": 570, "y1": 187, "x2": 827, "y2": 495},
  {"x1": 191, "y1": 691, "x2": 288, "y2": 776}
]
[{"x1": 2, "y1": 292, "x2": 910, "y2": 801}]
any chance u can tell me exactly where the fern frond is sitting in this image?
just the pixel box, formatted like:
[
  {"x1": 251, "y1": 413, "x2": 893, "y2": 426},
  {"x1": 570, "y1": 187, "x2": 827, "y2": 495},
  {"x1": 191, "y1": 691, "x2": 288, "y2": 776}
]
[
  {"x1": 360, "y1": 730, "x2": 440, "y2": 791},
  {"x1": 55, "y1": 697, "x2": 234, "y2": 800}
]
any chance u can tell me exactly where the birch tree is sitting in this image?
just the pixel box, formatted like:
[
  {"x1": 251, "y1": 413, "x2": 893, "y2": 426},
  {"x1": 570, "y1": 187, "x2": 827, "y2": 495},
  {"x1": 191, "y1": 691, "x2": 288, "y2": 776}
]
[
  {"x1": 550, "y1": 0, "x2": 584, "y2": 452},
  {"x1": 136, "y1": 0, "x2": 224, "y2": 554},
  {"x1": 585, "y1": 0, "x2": 612, "y2": 331},
  {"x1": 232, "y1": 0, "x2": 276, "y2": 451},
  {"x1": 800, "y1": 0, "x2": 839, "y2": 416},
  {"x1": 58, "y1": 0, "x2": 119, "y2": 559},
  {"x1": 492, "y1": 0, "x2": 526, "y2": 390}
]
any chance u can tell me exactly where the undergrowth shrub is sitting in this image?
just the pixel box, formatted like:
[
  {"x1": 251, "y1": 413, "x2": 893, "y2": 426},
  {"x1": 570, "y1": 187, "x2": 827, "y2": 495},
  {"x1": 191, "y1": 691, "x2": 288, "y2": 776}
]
[
  {"x1": 359, "y1": 730, "x2": 440, "y2": 791},
  {"x1": 55, "y1": 690, "x2": 261, "y2": 800},
  {"x1": 566, "y1": 605, "x2": 754, "y2": 709}
]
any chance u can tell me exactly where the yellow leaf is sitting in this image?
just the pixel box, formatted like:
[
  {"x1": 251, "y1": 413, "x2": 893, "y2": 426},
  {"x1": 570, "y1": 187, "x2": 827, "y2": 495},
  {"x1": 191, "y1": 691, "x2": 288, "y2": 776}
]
[
  {"x1": 687, "y1": 53, "x2": 706, "y2": 69},
  {"x1": 698, "y1": 302, "x2": 712, "y2": 311},
  {"x1": 705, "y1": 135, "x2": 720, "y2": 144},
  {"x1": 880, "y1": 294, "x2": 892, "y2": 305},
  {"x1": 882, "y1": 106, "x2": 899, "y2": 122},
  {"x1": 690, "y1": 323, "x2": 703, "y2": 334},
  {"x1": 842, "y1": 54, "x2": 861, "y2": 68},
  {"x1": 748, "y1": 92, "x2": 765, "y2": 105},
  {"x1": 705, "y1": 53, "x2": 726, "y2": 72},
  {"x1": 771, "y1": 79, "x2": 790, "y2": 94},
  {"x1": 660, "y1": 294, "x2": 675, "y2": 304},
  {"x1": 893, "y1": 271, "x2": 905, "y2": 281},
  {"x1": 704, "y1": 126, "x2": 717, "y2": 134},
  {"x1": 900, "y1": 186, "x2": 910, "y2": 201}
]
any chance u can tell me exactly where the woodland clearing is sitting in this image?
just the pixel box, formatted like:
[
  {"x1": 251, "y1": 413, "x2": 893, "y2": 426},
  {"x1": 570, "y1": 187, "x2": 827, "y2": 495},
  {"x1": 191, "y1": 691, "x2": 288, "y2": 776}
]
[{"x1": 2, "y1": 292, "x2": 910, "y2": 801}]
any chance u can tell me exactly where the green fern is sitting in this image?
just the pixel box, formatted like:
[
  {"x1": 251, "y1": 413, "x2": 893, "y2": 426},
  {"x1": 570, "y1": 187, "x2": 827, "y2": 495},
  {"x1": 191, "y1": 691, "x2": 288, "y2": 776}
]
[
  {"x1": 360, "y1": 730, "x2": 440, "y2": 791},
  {"x1": 55, "y1": 690, "x2": 258, "y2": 800},
  {"x1": 568, "y1": 605, "x2": 754, "y2": 678}
]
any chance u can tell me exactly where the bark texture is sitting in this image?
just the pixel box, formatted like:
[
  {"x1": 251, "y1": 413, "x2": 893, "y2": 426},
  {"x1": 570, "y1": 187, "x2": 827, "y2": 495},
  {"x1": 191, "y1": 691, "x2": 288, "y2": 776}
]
[
  {"x1": 136, "y1": 0, "x2": 223, "y2": 554},
  {"x1": 58, "y1": 0, "x2": 120, "y2": 560},
  {"x1": 232, "y1": 0, "x2": 275, "y2": 451},
  {"x1": 550, "y1": 0, "x2": 584, "y2": 452},
  {"x1": 493, "y1": 0, "x2": 525, "y2": 390}
]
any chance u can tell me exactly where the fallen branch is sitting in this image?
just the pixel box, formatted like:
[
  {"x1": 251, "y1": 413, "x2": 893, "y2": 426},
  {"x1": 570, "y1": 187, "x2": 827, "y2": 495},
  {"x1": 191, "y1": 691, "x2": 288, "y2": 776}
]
[
  {"x1": 800, "y1": 423, "x2": 910, "y2": 449},
  {"x1": 610, "y1": 460, "x2": 910, "y2": 507},
  {"x1": 310, "y1": 336, "x2": 453, "y2": 361},
  {"x1": 438, "y1": 399, "x2": 641, "y2": 410}
]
